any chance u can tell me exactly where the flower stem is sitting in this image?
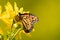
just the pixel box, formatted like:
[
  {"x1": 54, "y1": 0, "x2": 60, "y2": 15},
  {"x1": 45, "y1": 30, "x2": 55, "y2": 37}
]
[{"x1": 7, "y1": 27, "x2": 22, "y2": 40}]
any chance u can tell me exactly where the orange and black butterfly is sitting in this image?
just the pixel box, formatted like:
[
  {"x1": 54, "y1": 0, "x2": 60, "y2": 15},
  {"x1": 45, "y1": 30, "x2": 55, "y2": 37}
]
[{"x1": 14, "y1": 13, "x2": 38, "y2": 33}]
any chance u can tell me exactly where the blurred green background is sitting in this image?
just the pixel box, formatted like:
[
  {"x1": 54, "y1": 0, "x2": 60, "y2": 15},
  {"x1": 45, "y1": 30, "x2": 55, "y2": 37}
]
[{"x1": 0, "y1": 0, "x2": 60, "y2": 40}]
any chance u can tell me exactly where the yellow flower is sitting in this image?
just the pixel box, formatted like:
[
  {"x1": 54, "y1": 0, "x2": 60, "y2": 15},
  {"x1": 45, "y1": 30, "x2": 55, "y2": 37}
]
[
  {"x1": 0, "y1": 2, "x2": 23, "y2": 29},
  {"x1": 0, "y1": 2, "x2": 35, "y2": 38}
]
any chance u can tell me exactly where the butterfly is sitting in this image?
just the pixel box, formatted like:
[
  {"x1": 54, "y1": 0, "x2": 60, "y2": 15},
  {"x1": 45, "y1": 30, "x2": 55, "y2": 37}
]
[{"x1": 14, "y1": 13, "x2": 38, "y2": 33}]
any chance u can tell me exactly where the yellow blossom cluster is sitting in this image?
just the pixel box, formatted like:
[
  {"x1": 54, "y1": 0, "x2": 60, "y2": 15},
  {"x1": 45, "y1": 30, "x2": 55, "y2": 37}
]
[{"x1": 0, "y1": 2, "x2": 35, "y2": 39}]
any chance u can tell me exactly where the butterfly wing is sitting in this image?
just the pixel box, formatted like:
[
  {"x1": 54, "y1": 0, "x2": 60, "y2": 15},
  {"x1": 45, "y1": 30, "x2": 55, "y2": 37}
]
[
  {"x1": 22, "y1": 17, "x2": 33, "y2": 33},
  {"x1": 19, "y1": 13, "x2": 38, "y2": 33}
]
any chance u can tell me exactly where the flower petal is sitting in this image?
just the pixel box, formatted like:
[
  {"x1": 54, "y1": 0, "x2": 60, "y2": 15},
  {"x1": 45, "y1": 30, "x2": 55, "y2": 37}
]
[
  {"x1": 0, "y1": 12, "x2": 10, "y2": 19},
  {"x1": 14, "y1": 2, "x2": 19, "y2": 15},
  {"x1": 5, "y1": 2, "x2": 13, "y2": 12},
  {"x1": 19, "y1": 7, "x2": 23, "y2": 13},
  {"x1": 23, "y1": 11, "x2": 30, "y2": 13}
]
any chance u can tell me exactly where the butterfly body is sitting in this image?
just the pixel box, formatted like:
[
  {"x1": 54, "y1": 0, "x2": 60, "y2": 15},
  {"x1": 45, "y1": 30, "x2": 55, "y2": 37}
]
[{"x1": 14, "y1": 13, "x2": 38, "y2": 33}]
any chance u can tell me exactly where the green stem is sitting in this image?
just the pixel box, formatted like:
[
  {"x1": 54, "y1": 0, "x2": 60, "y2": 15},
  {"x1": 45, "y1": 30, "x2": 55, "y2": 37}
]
[{"x1": 7, "y1": 28, "x2": 22, "y2": 40}]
